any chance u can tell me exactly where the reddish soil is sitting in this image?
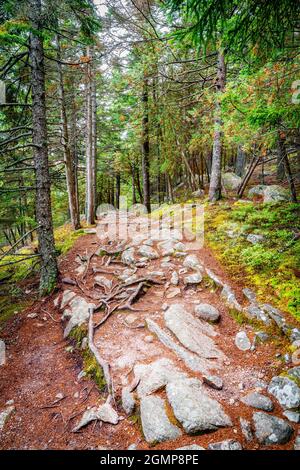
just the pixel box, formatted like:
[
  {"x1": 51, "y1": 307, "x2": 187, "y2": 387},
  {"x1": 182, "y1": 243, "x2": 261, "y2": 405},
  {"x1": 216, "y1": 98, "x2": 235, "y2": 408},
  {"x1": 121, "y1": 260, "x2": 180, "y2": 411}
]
[{"x1": 0, "y1": 220, "x2": 299, "y2": 450}]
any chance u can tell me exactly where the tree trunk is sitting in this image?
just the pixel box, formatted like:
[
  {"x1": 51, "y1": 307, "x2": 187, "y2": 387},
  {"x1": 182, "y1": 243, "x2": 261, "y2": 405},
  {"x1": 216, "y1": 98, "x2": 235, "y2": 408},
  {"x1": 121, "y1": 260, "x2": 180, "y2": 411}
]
[
  {"x1": 141, "y1": 76, "x2": 151, "y2": 213},
  {"x1": 277, "y1": 132, "x2": 298, "y2": 202},
  {"x1": 131, "y1": 165, "x2": 137, "y2": 204},
  {"x1": 235, "y1": 145, "x2": 246, "y2": 177},
  {"x1": 29, "y1": 0, "x2": 58, "y2": 295},
  {"x1": 56, "y1": 35, "x2": 80, "y2": 230},
  {"x1": 209, "y1": 50, "x2": 226, "y2": 202},
  {"x1": 115, "y1": 173, "x2": 120, "y2": 209},
  {"x1": 85, "y1": 46, "x2": 96, "y2": 225}
]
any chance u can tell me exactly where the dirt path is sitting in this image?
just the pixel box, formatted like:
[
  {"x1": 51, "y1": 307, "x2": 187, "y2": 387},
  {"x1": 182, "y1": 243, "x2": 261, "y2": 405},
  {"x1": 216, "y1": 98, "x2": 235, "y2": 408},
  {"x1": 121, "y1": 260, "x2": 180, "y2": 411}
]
[{"x1": 0, "y1": 210, "x2": 299, "y2": 450}]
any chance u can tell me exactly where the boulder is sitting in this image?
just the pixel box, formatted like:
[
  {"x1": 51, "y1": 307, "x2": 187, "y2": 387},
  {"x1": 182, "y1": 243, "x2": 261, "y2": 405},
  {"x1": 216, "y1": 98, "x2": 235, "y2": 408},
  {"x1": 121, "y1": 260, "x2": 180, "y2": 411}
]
[
  {"x1": 282, "y1": 411, "x2": 300, "y2": 423},
  {"x1": 263, "y1": 185, "x2": 290, "y2": 203},
  {"x1": 222, "y1": 173, "x2": 242, "y2": 190},
  {"x1": 63, "y1": 296, "x2": 96, "y2": 338},
  {"x1": 235, "y1": 331, "x2": 251, "y2": 351},
  {"x1": 248, "y1": 185, "x2": 266, "y2": 199},
  {"x1": 183, "y1": 272, "x2": 202, "y2": 285},
  {"x1": 192, "y1": 189, "x2": 205, "y2": 198},
  {"x1": 202, "y1": 375, "x2": 223, "y2": 390},
  {"x1": 240, "y1": 392, "x2": 274, "y2": 411},
  {"x1": 240, "y1": 417, "x2": 253, "y2": 442},
  {"x1": 138, "y1": 245, "x2": 159, "y2": 260},
  {"x1": 140, "y1": 395, "x2": 182, "y2": 444},
  {"x1": 121, "y1": 387, "x2": 135, "y2": 415},
  {"x1": 60, "y1": 289, "x2": 76, "y2": 309},
  {"x1": 268, "y1": 376, "x2": 300, "y2": 409},
  {"x1": 121, "y1": 248, "x2": 136, "y2": 265},
  {"x1": 194, "y1": 304, "x2": 220, "y2": 323},
  {"x1": 287, "y1": 366, "x2": 300, "y2": 381},
  {"x1": 253, "y1": 412, "x2": 293, "y2": 445},
  {"x1": 183, "y1": 254, "x2": 202, "y2": 270},
  {"x1": 166, "y1": 378, "x2": 232, "y2": 434},
  {"x1": 221, "y1": 285, "x2": 243, "y2": 312}
]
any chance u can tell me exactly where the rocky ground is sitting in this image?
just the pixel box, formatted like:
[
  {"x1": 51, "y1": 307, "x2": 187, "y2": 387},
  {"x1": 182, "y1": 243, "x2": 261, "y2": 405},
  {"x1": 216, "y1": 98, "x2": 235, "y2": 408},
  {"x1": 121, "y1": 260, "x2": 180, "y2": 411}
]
[{"x1": 0, "y1": 208, "x2": 300, "y2": 450}]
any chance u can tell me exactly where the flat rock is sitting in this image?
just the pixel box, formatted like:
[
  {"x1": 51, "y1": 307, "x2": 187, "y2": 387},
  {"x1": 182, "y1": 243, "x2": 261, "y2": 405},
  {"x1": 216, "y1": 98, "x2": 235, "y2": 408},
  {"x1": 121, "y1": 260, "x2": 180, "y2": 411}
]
[
  {"x1": 138, "y1": 245, "x2": 159, "y2": 260},
  {"x1": 261, "y1": 304, "x2": 286, "y2": 329},
  {"x1": 283, "y1": 410, "x2": 300, "y2": 423},
  {"x1": 166, "y1": 287, "x2": 181, "y2": 299},
  {"x1": 205, "y1": 268, "x2": 224, "y2": 287},
  {"x1": 268, "y1": 376, "x2": 300, "y2": 409},
  {"x1": 125, "y1": 314, "x2": 138, "y2": 325},
  {"x1": 263, "y1": 185, "x2": 290, "y2": 203},
  {"x1": 121, "y1": 387, "x2": 135, "y2": 415},
  {"x1": 253, "y1": 412, "x2": 293, "y2": 445},
  {"x1": 183, "y1": 272, "x2": 202, "y2": 285},
  {"x1": 287, "y1": 366, "x2": 300, "y2": 380},
  {"x1": 164, "y1": 304, "x2": 224, "y2": 362},
  {"x1": 235, "y1": 331, "x2": 251, "y2": 351},
  {"x1": 134, "y1": 358, "x2": 187, "y2": 398},
  {"x1": 166, "y1": 378, "x2": 232, "y2": 434},
  {"x1": 221, "y1": 285, "x2": 243, "y2": 312},
  {"x1": 158, "y1": 240, "x2": 175, "y2": 256},
  {"x1": 0, "y1": 406, "x2": 15, "y2": 431},
  {"x1": 60, "y1": 289, "x2": 76, "y2": 309},
  {"x1": 207, "y1": 439, "x2": 242, "y2": 450},
  {"x1": 222, "y1": 172, "x2": 242, "y2": 190},
  {"x1": 146, "y1": 319, "x2": 216, "y2": 374},
  {"x1": 63, "y1": 296, "x2": 96, "y2": 338},
  {"x1": 203, "y1": 375, "x2": 223, "y2": 390},
  {"x1": 94, "y1": 275, "x2": 112, "y2": 291},
  {"x1": 0, "y1": 340, "x2": 6, "y2": 366},
  {"x1": 240, "y1": 392, "x2": 274, "y2": 411},
  {"x1": 140, "y1": 395, "x2": 181, "y2": 444},
  {"x1": 240, "y1": 417, "x2": 253, "y2": 442},
  {"x1": 245, "y1": 304, "x2": 271, "y2": 325},
  {"x1": 194, "y1": 304, "x2": 220, "y2": 323},
  {"x1": 73, "y1": 403, "x2": 119, "y2": 432},
  {"x1": 121, "y1": 248, "x2": 136, "y2": 265},
  {"x1": 242, "y1": 288, "x2": 257, "y2": 303},
  {"x1": 176, "y1": 444, "x2": 205, "y2": 450}
]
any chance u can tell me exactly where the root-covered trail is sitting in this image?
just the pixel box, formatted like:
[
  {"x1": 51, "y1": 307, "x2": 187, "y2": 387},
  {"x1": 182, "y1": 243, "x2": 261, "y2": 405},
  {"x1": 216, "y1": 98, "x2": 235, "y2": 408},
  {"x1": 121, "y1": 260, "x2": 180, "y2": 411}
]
[{"x1": 0, "y1": 209, "x2": 299, "y2": 450}]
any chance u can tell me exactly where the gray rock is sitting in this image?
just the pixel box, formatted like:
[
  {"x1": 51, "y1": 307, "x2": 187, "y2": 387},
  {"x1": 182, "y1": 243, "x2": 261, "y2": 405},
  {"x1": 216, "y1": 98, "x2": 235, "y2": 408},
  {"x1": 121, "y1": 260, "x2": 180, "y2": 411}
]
[
  {"x1": 176, "y1": 444, "x2": 205, "y2": 450},
  {"x1": 203, "y1": 375, "x2": 223, "y2": 390},
  {"x1": 253, "y1": 412, "x2": 293, "y2": 445},
  {"x1": 138, "y1": 245, "x2": 159, "y2": 260},
  {"x1": 294, "y1": 433, "x2": 300, "y2": 450},
  {"x1": 194, "y1": 304, "x2": 220, "y2": 323},
  {"x1": 222, "y1": 172, "x2": 242, "y2": 190},
  {"x1": 125, "y1": 314, "x2": 138, "y2": 325},
  {"x1": 221, "y1": 285, "x2": 243, "y2": 312},
  {"x1": 0, "y1": 339, "x2": 6, "y2": 366},
  {"x1": 94, "y1": 275, "x2": 112, "y2": 291},
  {"x1": 73, "y1": 403, "x2": 119, "y2": 432},
  {"x1": 246, "y1": 234, "x2": 265, "y2": 244},
  {"x1": 261, "y1": 304, "x2": 286, "y2": 329},
  {"x1": 235, "y1": 331, "x2": 251, "y2": 351},
  {"x1": 287, "y1": 366, "x2": 300, "y2": 381},
  {"x1": 140, "y1": 395, "x2": 181, "y2": 444},
  {"x1": 158, "y1": 240, "x2": 175, "y2": 256},
  {"x1": 170, "y1": 271, "x2": 179, "y2": 286},
  {"x1": 207, "y1": 439, "x2": 242, "y2": 450},
  {"x1": 183, "y1": 254, "x2": 202, "y2": 270},
  {"x1": 205, "y1": 268, "x2": 224, "y2": 287},
  {"x1": 240, "y1": 392, "x2": 274, "y2": 411},
  {"x1": 63, "y1": 296, "x2": 96, "y2": 338},
  {"x1": 122, "y1": 387, "x2": 135, "y2": 415},
  {"x1": 242, "y1": 288, "x2": 257, "y2": 303},
  {"x1": 174, "y1": 242, "x2": 186, "y2": 252},
  {"x1": 240, "y1": 417, "x2": 253, "y2": 442},
  {"x1": 290, "y1": 328, "x2": 300, "y2": 342},
  {"x1": 146, "y1": 319, "x2": 217, "y2": 374},
  {"x1": 121, "y1": 247, "x2": 136, "y2": 265},
  {"x1": 164, "y1": 304, "x2": 224, "y2": 361},
  {"x1": 192, "y1": 189, "x2": 205, "y2": 198},
  {"x1": 254, "y1": 332, "x2": 270, "y2": 345},
  {"x1": 60, "y1": 289, "x2": 76, "y2": 309},
  {"x1": 166, "y1": 378, "x2": 232, "y2": 434},
  {"x1": 263, "y1": 185, "x2": 290, "y2": 203},
  {"x1": 0, "y1": 406, "x2": 15, "y2": 431},
  {"x1": 127, "y1": 444, "x2": 138, "y2": 450},
  {"x1": 245, "y1": 305, "x2": 271, "y2": 325},
  {"x1": 248, "y1": 185, "x2": 265, "y2": 199},
  {"x1": 268, "y1": 376, "x2": 300, "y2": 409},
  {"x1": 184, "y1": 272, "x2": 202, "y2": 285},
  {"x1": 134, "y1": 358, "x2": 187, "y2": 398},
  {"x1": 283, "y1": 410, "x2": 300, "y2": 423}
]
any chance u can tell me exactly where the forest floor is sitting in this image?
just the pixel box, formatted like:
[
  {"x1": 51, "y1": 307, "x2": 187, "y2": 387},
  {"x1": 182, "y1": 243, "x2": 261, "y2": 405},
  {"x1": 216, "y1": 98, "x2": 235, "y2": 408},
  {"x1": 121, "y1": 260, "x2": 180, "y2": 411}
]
[{"x1": 0, "y1": 206, "x2": 299, "y2": 450}]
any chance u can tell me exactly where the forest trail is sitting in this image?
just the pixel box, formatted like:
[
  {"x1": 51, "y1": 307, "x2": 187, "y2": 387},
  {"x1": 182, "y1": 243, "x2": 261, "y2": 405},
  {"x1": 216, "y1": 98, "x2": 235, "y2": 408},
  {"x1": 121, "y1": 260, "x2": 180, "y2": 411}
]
[{"x1": 0, "y1": 208, "x2": 299, "y2": 450}]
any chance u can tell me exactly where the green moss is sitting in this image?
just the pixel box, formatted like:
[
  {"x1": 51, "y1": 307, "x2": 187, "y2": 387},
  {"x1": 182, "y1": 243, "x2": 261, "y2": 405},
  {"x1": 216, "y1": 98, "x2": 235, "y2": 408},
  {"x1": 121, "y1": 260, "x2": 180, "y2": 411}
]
[
  {"x1": 55, "y1": 225, "x2": 87, "y2": 255},
  {"x1": 83, "y1": 349, "x2": 106, "y2": 391},
  {"x1": 0, "y1": 297, "x2": 30, "y2": 330},
  {"x1": 69, "y1": 324, "x2": 88, "y2": 347}
]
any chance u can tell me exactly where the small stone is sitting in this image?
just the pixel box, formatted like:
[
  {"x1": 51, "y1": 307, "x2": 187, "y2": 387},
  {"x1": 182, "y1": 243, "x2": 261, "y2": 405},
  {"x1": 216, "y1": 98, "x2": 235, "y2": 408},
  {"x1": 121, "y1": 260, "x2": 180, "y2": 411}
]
[
  {"x1": 240, "y1": 392, "x2": 274, "y2": 411},
  {"x1": 166, "y1": 287, "x2": 181, "y2": 299},
  {"x1": 138, "y1": 245, "x2": 159, "y2": 260},
  {"x1": 127, "y1": 444, "x2": 137, "y2": 450},
  {"x1": 240, "y1": 418, "x2": 253, "y2": 442},
  {"x1": 162, "y1": 303, "x2": 168, "y2": 311},
  {"x1": 74, "y1": 392, "x2": 79, "y2": 399},
  {"x1": 229, "y1": 398, "x2": 235, "y2": 405},
  {"x1": 121, "y1": 248, "x2": 136, "y2": 265},
  {"x1": 60, "y1": 290, "x2": 76, "y2": 309},
  {"x1": 176, "y1": 445, "x2": 205, "y2": 450},
  {"x1": 55, "y1": 393, "x2": 64, "y2": 400},
  {"x1": 294, "y1": 433, "x2": 300, "y2": 450},
  {"x1": 0, "y1": 406, "x2": 15, "y2": 431},
  {"x1": 122, "y1": 387, "x2": 135, "y2": 415},
  {"x1": 235, "y1": 331, "x2": 251, "y2": 351},
  {"x1": 5, "y1": 400, "x2": 14, "y2": 406},
  {"x1": 221, "y1": 285, "x2": 243, "y2": 312},
  {"x1": 27, "y1": 312, "x2": 38, "y2": 319},
  {"x1": 253, "y1": 412, "x2": 293, "y2": 445},
  {"x1": 194, "y1": 304, "x2": 220, "y2": 323},
  {"x1": 81, "y1": 337, "x2": 88, "y2": 350},
  {"x1": 170, "y1": 271, "x2": 179, "y2": 286},
  {"x1": 94, "y1": 275, "x2": 112, "y2": 291},
  {"x1": 144, "y1": 335, "x2": 154, "y2": 343},
  {"x1": 183, "y1": 254, "x2": 202, "y2": 270},
  {"x1": 246, "y1": 234, "x2": 265, "y2": 244},
  {"x1": 282, "y1": 411, "x2": 300, "y2": 423},
  {"x1": 125, "y1": 314, "x2": 138, "y2": 325},
  {"x1": 77, "y1": 370, "x2": 86, "y2": 380},
  {"x1": 242, "y1": 288, "x2": 257, "y2": 303},
  {"x1": 254, "y1": 332, "x2": 269, "y2": 345},
  {"x1": 203, "y1": 375, "x2": 223, "y2": 390},
  {"x1": 207, "y1": 439, "x2": 242, "y2": 450},
  {"x1": 0, "y1": 339, "x2": 6, "y2": 366}
]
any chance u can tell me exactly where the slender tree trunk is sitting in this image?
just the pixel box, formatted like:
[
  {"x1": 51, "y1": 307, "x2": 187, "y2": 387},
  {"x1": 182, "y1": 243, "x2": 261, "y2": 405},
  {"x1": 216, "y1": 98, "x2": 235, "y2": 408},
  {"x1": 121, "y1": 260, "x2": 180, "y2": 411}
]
[
  {"x1": 131, "y1": 165, "x2": 137, "y2": 204},
  {"x1": 115, "y1": 173, "x2": 121, "y2": 209},
  {"x1": 141, "y1": 76, "x2": 151, "y2": 213},
  {"x1": 69, "y1": 76, "x2": 80, "y2": 219},
  {"x1": 85, "y1": 46, "x2": 96, "y2": 224},
  {"x1": 29, "y1": 0, "x2": 58, "y2": 294},
  {"x1": 56, "y1": 35, "x2": 80, "y2": 230},
  {"x1": 235, "y1": 145, "x2": 246, "y2": 177},
  {"x1": 209, "y1": 50, "x2": 226, "y2": 202},
  {"x1": 277, "y1": 132, "x2": 298, "y2": 202}
]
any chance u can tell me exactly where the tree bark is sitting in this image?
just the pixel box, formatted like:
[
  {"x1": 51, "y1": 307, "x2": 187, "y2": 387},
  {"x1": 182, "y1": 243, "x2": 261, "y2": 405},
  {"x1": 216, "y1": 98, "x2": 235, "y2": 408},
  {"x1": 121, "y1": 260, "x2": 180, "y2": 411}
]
[
  {"x1": 209, "y1": 50, "x2": 226, "y2": 202},
  {"x1": 29, "y1": 0, "x2": 58, "y2": 295},
  {"x1": 277, "y1": 132, "x2": 298, "y2": 202},
  {"x1": 141, "y1": 76, "x2": 151, "y2": 213},
  {"x1": 56, "y1": 35, "x2": 80, "y2": 230},
  {"x1": 85, "y1": 46, "x2": 96, "y2": 224},
  {"x1": 115, "y1": 173, "x2": 120, "y2": 209},
  {"x1": 235, "y1": 145, "x2": 246, "y2": 177}
]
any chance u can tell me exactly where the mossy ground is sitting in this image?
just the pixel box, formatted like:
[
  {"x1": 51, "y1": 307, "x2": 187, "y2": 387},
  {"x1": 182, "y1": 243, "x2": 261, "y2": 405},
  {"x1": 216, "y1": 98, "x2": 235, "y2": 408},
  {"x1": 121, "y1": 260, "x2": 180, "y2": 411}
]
[{"x1": 204, "y1": 201, "x2": 300, "y2": 321}]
